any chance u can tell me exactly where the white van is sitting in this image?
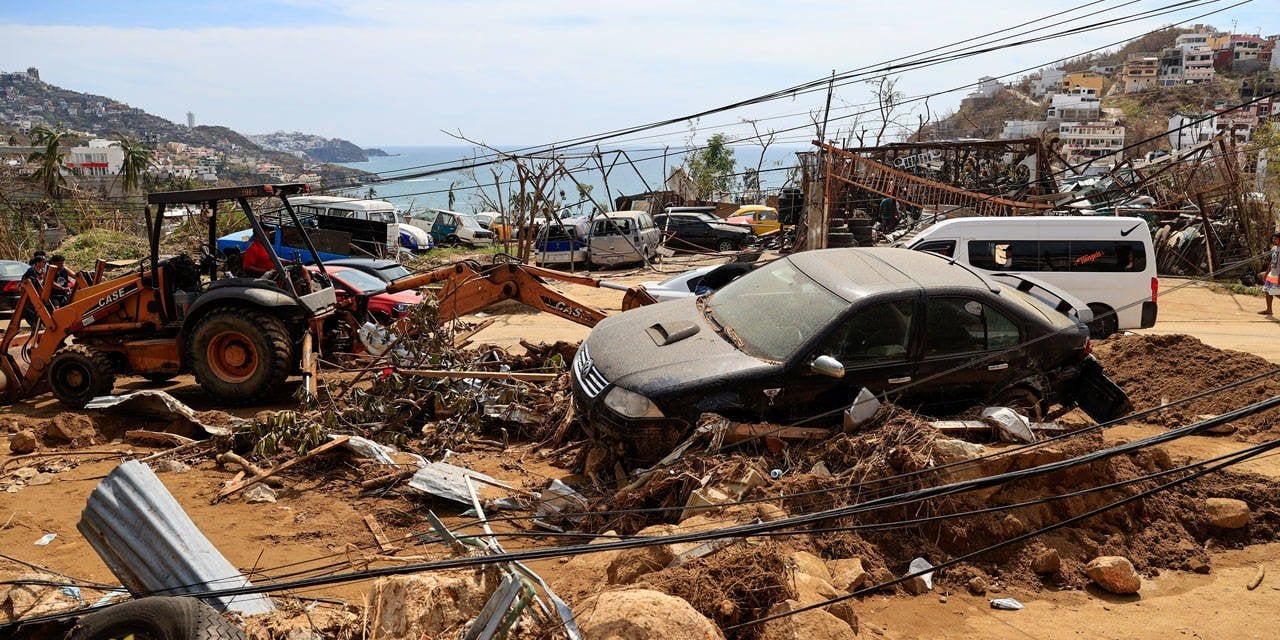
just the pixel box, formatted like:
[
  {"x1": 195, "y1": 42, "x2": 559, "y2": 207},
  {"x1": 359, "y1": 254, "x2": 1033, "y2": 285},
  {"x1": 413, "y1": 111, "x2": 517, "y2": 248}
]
[
  {"x1": 906, "y1": 216, "x2": 1157, "y2": 337},
  {"x1": 291, "y1": 196, "x2": 432, "y2": 252},
  {"x1": 586, "y1": 211, "x2": 660, "y2": 267}
]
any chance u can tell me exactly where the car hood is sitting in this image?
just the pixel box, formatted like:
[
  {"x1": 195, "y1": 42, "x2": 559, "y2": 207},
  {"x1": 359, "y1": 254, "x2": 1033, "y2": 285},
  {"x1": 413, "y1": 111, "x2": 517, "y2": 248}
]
[
  {"x1": 710, "y1": 223, "x2": 752, "y2": 234},
  {"x1": 584, "y1": 297, "x2": 775, "y2": 398}
]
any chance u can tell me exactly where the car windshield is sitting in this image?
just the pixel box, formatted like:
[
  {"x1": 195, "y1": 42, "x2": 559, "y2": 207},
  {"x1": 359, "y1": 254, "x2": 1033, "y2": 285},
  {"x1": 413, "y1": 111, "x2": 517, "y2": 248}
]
[
  {"x1": 704, "y1": 259, "x2": 846, "y2": 361},
  {"x1": 331, "y1": 268, "x2": 387, "y2": 295},
  {"x1": 377, "y1": 264, "x2": 413, "y2": 281},
  {"x1": 458, "y1": 215, "x2": 484, "y2": 230}
]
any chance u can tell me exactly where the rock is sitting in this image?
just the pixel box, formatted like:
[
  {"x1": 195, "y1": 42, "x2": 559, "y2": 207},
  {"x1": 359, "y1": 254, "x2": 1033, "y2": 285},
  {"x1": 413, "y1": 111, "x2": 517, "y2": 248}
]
[
  {"x1": 826, "y1": 558, "x2": 867, "y2": 592},
  {"x1": 931, "y1": 437, "x2": 986, "y2": 463},
  {"x1": 784, "y1": 571, "x2": 858, "y2": 630},
  {"x1": 966, "y1": 576, "x2": 988, "y2": 595},
  {"x1": 606, "y1": 525, "x2": 680, "y2": 585},
  {"x1": 786, "y1": 551, "x2": 833, "y2": 583},
  {"x1": 154, "y1": 459, "x2": 192, "y2": 473},
  {"x1": 44, "y1": 414, "x2": 94, "y2": 445},
  {"x1": 1031, "y1": 547, "x2": 1061, "y2": 575},
  {"x1": 577, "y1": 589, "x2": 723, "y2": 640},
  {"x1": 243, "y1": 483, "x2": 277, "y2": 504},
  {"x1": 27, "y1": 473, "x2": 54, "y2": 486},
  {"x1": 9, "y1": 430, "x2": 37, "y2": 454},
  {"x1": 368, "y1": 571, "x2": 490, "y2": 639},
  {"x1": 1, "y1": 573, "x2": 80, "y2": 622},
  {"x1": 680, "y1": 486, "x2": 733, "y2": 521},
  {"x1": 1001, "y1": 514, "x2": 1025, "y2": 536},
  {"x1": 13, "y1": 467, "x2": 37, "y2": 482},
  {"x1": 868, "y1": 567, "x2": 895, "y2": 592},
  {"x1": 1205, "y1": 498, "x2": 1250, "y2": 529},
  {"x1": 1085, "y1": 556, "x2": 1141, "y2": 595},
  {"x1": 903, "y1": 575, "x2": 931, "y2": 595},
  {"x1": 758, "y1": 599, "x2": 857, "y2": 640}
]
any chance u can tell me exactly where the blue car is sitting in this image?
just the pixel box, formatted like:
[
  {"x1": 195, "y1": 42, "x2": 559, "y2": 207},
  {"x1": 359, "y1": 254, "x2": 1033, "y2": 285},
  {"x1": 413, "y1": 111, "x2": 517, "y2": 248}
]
[{"x1": 215, "y1": 226, "x2": 348, "y2": 264}]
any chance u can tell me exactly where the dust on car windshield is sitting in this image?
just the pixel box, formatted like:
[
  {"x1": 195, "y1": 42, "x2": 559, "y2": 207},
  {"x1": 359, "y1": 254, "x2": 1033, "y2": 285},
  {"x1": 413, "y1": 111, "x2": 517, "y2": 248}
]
[{"x1": 704, "y1": 259, "x2": 845, "y2": 361}]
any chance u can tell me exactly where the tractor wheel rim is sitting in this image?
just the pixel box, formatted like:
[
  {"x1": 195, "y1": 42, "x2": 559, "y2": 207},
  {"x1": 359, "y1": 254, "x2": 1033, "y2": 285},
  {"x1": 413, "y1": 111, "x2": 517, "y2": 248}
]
[
  {"x1": 207, "y1": 331, "x2": 259, "y2": 384},
  {"x1": 58, "y1": 364, "x2": 89, "y2": 393}
]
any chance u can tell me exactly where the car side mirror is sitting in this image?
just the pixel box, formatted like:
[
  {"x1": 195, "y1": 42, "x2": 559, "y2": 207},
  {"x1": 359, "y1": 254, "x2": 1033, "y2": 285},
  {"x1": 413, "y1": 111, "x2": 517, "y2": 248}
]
[{"x1": 811, "y1": 355, "x2": 845, "y2": 379}]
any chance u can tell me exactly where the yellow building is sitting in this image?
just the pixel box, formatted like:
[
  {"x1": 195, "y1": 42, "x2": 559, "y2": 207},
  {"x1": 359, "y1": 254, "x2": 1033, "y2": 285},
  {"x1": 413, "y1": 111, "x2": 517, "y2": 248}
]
[{"x1": 1061, "y1": 72, "x2": 1105, "y2": 95}]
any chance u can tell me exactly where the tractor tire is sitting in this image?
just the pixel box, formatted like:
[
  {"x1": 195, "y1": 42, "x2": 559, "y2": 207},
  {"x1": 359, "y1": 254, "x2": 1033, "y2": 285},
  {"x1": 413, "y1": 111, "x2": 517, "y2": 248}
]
[
  {"x1": 69, "y1": 596, "x2": 245, "y2": 640},
  {"x1": 48, "y1": 345, "x2": 116, "y2": 408},
  {"x1": 827, "y1": 232, "x2": 856, "y2": 248},
  {"x1": 189, "y1": 308, "x2": 293, "y2": 405}
]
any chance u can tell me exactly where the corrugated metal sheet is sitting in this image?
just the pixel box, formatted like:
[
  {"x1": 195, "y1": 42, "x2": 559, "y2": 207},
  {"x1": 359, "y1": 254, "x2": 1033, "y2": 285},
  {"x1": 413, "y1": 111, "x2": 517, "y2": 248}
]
[{"x1": 77, "y1": 460, "x2": 275, "y2": 615}]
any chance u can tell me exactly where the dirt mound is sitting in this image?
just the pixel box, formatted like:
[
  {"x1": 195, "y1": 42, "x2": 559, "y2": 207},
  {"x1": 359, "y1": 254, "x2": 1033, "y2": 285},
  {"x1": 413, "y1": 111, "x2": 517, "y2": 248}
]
[{"x1": 1092, "y1": 333, "x2": 1280, "y2": 437}]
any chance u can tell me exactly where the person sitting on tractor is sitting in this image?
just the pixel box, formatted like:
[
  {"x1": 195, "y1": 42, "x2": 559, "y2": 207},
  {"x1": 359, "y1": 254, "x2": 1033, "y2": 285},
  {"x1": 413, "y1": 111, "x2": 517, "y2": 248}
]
[
  {"x1": 242, "y1": 236, "x2": 274, "y2": 277},
  {"x1": 48, "y1": 254, "x2": 74, "y2": 307}
]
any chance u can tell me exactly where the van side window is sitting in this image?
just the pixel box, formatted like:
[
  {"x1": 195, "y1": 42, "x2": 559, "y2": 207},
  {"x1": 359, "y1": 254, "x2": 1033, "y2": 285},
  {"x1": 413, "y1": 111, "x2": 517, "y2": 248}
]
[
  {"x1": 968, "y1": 240, "x2": 1145, "y2": 272},
  {"x1": 639, "y1": 213, "x2": 655, "y2": 230},
  {"x1": 594, "y1": 218, "x2": 633, "y2": 236},
  {"x1": 967, "y1": 240, "x2": 1039, "y2": 270},
  {"x1": 915, "y1": 240, "x2": 956, "y2": 258}
]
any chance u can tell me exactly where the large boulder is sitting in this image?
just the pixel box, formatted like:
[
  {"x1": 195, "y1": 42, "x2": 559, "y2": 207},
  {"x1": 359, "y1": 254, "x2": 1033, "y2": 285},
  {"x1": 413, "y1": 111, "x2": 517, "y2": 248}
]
[
  {"x1": 1031, "y1": 547, "x2": 1061, "y2": 575},
  {"x1": 784, "y1": 570, "x2": 858, "y2": 631},
  {"x1": 577, "y1": 589, "x2": 723, "y2": 640},
  {"x1": 758, "y1": 600, "x2": 858, "y2": 640},
  {"x1": 368, "y1": 571, "x2": 491, "y2": 639},
  {"x1": 826, "y1": 558, "x2": 867, "y2": 592},
  {"x1": 1085, "y1": 556, "x2": 1141, "y2": 595},
  {"x1": 1205, "y1": 498, "x2": 1250, "y2": 529},
  {"x1": 606, "y1": 525, "x2": 679, "y2": 585},
  {"x1": 786, "y1": 551, "x2": 833, "y2": 583},
  {"x1": 9, "y1": 430, "x2": 37, "y2": 454}
]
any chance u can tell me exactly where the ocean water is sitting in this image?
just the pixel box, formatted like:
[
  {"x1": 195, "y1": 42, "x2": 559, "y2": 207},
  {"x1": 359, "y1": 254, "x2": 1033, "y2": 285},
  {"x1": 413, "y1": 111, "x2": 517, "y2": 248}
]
[{"x1": 336, "y1": 144, "x2": 806, "y2": 216}]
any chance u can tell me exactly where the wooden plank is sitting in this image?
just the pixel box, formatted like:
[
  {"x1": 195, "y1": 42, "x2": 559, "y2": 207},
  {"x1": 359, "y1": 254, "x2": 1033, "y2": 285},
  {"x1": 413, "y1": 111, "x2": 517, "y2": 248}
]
[
  {"x1": 364, "y1": 514, "x2": 400, "y2": 553},
  {"x1": 723, "y1": 422, "x2": 831, "y2": 443},
  {"x1": 216, "y1": 436, "x2": 351, "y2": 500},
  {"x1": 125, "y1": 430, "x2": 197, "y2": 447}
]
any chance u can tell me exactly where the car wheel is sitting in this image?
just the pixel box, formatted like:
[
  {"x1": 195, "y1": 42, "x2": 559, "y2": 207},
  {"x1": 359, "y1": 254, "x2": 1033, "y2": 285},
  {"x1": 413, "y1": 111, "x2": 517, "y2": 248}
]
[
  {"x1": 716, "y1": 239, "x2": 736, "y2": 252},
  {"x1": 992, "y1": 386, "x2": 1044, "y2": 421},
  {"x1": 1086, "y1": 303, "x2": 1118, "y2": 339}
]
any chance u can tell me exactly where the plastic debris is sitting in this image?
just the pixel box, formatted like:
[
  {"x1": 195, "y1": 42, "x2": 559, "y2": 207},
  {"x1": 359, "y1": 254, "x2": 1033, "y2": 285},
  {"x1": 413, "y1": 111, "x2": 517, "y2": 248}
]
[
  {"x1": 34, "y1": 533, "x2": 56, "y2": 546},
  {"x1": 990, "y1": 597, "x2": 1025, "y2": 610},
  {"x1": 908, "y1": 557, "x2": 935, "y2": 589},
  {"x1": 843, "y1": 387, "x2": 882, "y2": 428}
]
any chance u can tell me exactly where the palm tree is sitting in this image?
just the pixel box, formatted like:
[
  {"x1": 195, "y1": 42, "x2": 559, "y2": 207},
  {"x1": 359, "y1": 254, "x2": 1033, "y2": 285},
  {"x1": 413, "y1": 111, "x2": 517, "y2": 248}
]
[
  {"x1": 111, "y1": 133, "x2": 154, "y2": 196},
  {"x1": 27, "y1": 125, "x2": 69, "y2": 201}
]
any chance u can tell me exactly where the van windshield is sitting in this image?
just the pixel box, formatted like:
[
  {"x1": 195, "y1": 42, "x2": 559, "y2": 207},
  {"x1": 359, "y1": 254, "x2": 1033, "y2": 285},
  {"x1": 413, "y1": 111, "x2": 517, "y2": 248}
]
[{"x1": 704, "y1": 259, "x2": 846, "y2": 361}]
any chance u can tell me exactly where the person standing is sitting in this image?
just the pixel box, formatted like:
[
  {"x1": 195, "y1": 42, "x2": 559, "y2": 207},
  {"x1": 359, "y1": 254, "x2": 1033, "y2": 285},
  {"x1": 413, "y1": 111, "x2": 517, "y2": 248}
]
[{"x1": 1261, "y1": 232, "x2": 1280, "y2": 316}]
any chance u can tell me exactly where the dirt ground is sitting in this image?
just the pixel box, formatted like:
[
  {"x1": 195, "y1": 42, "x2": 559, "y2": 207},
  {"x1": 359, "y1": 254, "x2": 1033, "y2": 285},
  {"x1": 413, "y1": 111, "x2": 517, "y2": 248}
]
[{"x1": 4, "y1": 263, "x2": 1280, "y2": 639}]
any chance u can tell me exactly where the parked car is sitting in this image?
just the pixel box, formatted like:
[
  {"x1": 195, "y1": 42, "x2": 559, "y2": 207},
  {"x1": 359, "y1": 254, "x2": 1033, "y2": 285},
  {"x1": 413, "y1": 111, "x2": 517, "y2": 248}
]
[
  {"x1": 533, "y1": 221, "x2": 589, "y2": 266},
  {"x1": 324, "y1": 258, "x2": 416, "y2": 286},
  {"x1": 573, "y1": 247, "x2": 1130, "y2": 463},
  {"x1": 424, "y1": 209, "x2": 495, "y2": 247},
  {"x1": 585, "y1": 211, "x2": 661, "y2": 267},
  {"x1": 635, "y1": 262, "x2": 762, "y2": 303},
  {"x1": 310, "y1": 265, "x2": 422, "y2": 322},
  {"x1": 726, "y1": 205, "x2": 783, "y2": 236},
  {"x1": 475, "y1": 211, "x2": 514, "y2": 241},
  {"x1": 0, "y1": 260, "x2": 27, "y2": 312},
  {"x1": 654, "y1": 209, "x2": 754, "y2": 252}
]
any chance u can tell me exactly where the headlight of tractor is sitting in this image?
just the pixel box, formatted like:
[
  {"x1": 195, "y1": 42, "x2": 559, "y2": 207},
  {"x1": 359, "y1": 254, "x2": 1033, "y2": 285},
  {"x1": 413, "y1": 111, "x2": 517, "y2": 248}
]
[{"x1": 603, "y1": 386, "x2": 665, "y2": 419}]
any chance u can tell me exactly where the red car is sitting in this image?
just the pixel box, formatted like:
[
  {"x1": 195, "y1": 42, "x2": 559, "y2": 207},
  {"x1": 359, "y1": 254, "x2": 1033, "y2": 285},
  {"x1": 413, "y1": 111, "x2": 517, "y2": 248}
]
[{"x1": 310, "y1": 265, "x2": 423, "y2": 323}]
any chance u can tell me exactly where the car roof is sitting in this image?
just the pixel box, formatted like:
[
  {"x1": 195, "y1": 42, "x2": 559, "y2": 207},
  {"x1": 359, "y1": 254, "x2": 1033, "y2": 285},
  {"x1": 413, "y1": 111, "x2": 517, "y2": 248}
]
[{"x1": 789, "y1": 247, "x2": 996, "y2": 302}]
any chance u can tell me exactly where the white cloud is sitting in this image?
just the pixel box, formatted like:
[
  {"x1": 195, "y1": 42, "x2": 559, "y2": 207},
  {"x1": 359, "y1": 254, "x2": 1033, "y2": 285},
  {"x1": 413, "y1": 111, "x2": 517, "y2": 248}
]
[{"x1": 2, "y1": 1, "x2": 1273, "y2": 145}]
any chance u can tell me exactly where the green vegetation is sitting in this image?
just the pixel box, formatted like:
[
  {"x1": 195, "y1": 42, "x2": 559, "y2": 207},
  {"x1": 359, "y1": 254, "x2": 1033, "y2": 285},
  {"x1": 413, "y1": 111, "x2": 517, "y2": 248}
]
[
  {"x1": 58, "y1": 228, "x2": 147, "y2": 269},
  {"x1": 684, "y1": 133, "x2": 738, "y2": 199},
  {"x1": 27, "y1": 125, "x2": 71, "y2": 201}
]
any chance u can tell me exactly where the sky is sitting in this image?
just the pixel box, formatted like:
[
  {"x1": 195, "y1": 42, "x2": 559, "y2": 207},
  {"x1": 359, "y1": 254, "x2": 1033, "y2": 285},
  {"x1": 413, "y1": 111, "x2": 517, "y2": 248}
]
[{"x1": 1, "y1": 0, "x2": 1276, "y2": 148}]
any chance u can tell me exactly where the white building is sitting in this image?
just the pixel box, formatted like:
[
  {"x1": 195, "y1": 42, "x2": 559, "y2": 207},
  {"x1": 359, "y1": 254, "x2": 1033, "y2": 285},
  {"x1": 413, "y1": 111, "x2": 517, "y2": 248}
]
[
  {"x1": 1183, "y1": 47, "x2": 1216, "y2": 84},
  {"x1": 66, "y1": 139, "x2": 124, "y2": 177},
  {"x1": 966, "y1": 76, "x2": 1002, "y2": 100},
  {"x1": 1032, "y1": 68, "x2": 1066, "y2": 97},
  {"x1": 1000, "y1": 120, "x2": 1050, "y2": 140},
  {"x1": 1046, "y1": 88, "x2": 1101, "y2": 121},
  {"x1": 1175, "y1": 31, "x2": 1214, "y2": 53},
  {"x1": 1059, "y1": 122, "x2": 1125, "y2": 165},
  {"x1": 1167, "y1": 113, "x2": 1217, "y2": 151}
]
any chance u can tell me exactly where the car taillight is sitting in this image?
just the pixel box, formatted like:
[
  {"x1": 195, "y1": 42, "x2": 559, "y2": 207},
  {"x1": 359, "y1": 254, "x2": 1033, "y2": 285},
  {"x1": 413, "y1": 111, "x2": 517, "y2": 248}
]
[
  {"x1": 1, "y1": 281, "x2": 17, "y2": 294},
  {"x1": 1151, "y1": 276, "x2": 1159, "y2": 303},
  {"x1": 1084, "y1": 337, "x2": 1092, "y2": 356}
]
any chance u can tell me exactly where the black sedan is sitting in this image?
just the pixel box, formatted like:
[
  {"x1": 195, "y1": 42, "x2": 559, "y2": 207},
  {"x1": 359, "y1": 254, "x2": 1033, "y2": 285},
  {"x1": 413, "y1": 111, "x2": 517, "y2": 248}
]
[
  {"x1": 573, "y1": 247, "x2": 1129, "y2": 463},
  {"x1": 0, "y1": 260, "x2": 27, "y2": 312},
  {"x1": 653, "y1": 211, "x2": 753, "y2": 253}
]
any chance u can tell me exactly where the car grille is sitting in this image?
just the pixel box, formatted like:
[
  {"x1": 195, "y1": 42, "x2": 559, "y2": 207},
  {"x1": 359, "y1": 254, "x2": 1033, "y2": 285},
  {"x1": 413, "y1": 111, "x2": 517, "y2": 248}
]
[{"x1": 573, "y1": 343, "x2": 609, "y2": 398}]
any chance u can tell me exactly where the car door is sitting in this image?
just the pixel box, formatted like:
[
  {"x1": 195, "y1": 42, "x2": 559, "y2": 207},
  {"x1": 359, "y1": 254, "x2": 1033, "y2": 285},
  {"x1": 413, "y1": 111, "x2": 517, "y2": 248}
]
[
  {"x1": 773, "y1": 297, "x2": 918, "y2": 423},
  {"x1": 588, "y1": 217, "x2": 634, "y2": 264},
  {"x1": 906, "y1": 295, "x2": 1026, "y2": 414}
]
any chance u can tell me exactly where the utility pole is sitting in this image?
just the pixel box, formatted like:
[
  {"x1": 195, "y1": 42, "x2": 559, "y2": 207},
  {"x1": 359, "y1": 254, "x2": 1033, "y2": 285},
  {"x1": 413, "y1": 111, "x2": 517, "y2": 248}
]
[{"x1": 815, "y1": 71, "x2": 836, "y2": 251}]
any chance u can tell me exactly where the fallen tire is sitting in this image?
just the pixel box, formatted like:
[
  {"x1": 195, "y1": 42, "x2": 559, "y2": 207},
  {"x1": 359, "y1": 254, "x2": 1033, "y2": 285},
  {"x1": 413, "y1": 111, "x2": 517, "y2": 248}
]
[
  {"x1": 48, "y1": 344, "x2": 116, "y2": 408},
  {"x1": 69, "y1": 596, "x2": 245, "y2": 640},
  {"x1": 848, "y1": 218, "x2": 875, "y2": 228},
  {"x1": 188, "y1": 308, "x2": 293, "y2": 405}
]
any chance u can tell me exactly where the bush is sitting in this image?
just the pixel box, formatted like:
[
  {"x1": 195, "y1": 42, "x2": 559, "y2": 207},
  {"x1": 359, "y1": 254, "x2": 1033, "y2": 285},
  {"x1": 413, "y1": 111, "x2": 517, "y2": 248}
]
[{"x1": 59, "y1": 228, "x2": 148, "y2": 269}]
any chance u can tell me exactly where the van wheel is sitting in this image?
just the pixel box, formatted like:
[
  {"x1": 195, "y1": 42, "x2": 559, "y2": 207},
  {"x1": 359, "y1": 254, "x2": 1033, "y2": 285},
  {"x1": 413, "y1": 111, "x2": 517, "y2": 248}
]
[{"x1": 1086, "y1": 303, "x2": 1118, "y2": 339}]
